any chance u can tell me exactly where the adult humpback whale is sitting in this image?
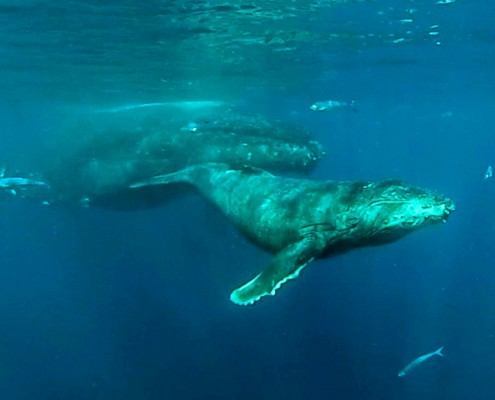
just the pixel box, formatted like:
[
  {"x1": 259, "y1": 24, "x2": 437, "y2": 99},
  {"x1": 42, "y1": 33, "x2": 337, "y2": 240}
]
[
  {"x1": 41, "y1": 111, "x2": 323, "y2": 207},
  {"x1": 131, "y1": 163, "x2": 454, "y2": 305}
]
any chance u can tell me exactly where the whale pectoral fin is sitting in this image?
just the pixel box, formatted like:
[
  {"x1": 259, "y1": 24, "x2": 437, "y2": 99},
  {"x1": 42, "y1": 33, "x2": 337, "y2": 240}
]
[{"x1": 230, "y1": 237, "x2": 321, "y2": 306}]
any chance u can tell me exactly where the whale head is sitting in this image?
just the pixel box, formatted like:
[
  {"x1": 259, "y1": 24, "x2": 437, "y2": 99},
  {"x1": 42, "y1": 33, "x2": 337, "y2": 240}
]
[{"x1": 353, "y1": 180, "x2": 454, "y2": 243}]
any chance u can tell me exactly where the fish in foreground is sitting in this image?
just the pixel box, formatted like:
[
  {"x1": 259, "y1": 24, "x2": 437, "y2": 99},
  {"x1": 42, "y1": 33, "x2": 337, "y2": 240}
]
[
  {"x1": 310, "y1": 99, "x2": 356, "y2": 112},
  {"x1": 398, "y1": 346, "x2": 445, "y2": 377}
]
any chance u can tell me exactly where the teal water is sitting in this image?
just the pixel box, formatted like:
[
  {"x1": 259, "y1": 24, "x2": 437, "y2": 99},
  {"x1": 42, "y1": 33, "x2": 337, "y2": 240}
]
[{"x1": 1, "y1": 1, "x2": 494, "y2": 399}]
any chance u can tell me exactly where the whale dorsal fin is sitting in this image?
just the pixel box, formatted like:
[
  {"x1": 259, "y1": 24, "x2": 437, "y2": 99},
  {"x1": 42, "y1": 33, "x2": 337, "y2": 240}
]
[{"x1": 230, "y1": 235, "x2": 324, "y2": 305}]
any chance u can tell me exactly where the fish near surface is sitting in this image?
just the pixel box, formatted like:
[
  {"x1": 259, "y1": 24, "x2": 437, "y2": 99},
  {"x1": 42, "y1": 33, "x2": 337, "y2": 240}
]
[
  {"x1": 130, "y1": 163, "x2": 455, "y2": 306},
  {"x1": 310, "y1": 99, "x2": 356, "y2": 112}
]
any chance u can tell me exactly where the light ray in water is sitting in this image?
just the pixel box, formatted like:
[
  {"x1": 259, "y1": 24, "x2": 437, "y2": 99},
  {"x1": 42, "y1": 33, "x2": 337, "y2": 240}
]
[{"x1": 95, "y1": 100, "x2": 226, "y2": 113}]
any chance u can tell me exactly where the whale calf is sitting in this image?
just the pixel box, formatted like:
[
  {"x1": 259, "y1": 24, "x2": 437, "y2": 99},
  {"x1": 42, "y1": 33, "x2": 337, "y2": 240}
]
[{"x1": 130, "y1": 163, "x2": 454, "y2": 305}]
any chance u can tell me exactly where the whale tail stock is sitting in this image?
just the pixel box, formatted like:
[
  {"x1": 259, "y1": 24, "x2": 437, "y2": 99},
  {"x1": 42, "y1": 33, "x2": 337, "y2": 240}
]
[
  {"x1": 129, "y1": 162, "x2": 266, "y2": 191},
  {"x1": 129, "y1": 162, "x2": 241, "y2": 189}
]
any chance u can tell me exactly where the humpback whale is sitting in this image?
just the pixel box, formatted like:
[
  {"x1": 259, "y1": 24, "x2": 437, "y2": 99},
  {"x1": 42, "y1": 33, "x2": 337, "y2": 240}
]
[
  {"x1": 130, "y1": 163, "x2": 455, "y2": 305},
  {"x1": 42, "y1": 111, "x2": 323, "y2": 207}
]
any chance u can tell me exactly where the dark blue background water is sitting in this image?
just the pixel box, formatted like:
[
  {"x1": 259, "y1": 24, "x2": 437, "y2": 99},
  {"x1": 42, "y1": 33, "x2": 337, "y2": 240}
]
[{"x1": 1, "y1": 1, "x2": 495, "y2": 399}]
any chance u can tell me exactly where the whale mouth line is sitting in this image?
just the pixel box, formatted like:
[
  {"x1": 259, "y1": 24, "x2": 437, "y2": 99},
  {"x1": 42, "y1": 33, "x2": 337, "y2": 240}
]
[{"x1": 421, "y1": 203, "x2": 454, "y2": 225}]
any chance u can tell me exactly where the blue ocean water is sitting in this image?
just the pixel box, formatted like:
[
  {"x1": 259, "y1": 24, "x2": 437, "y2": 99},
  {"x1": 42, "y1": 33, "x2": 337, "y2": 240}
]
[{"x1": 1, "y1": 1, "x2": 494, "y2": 399}]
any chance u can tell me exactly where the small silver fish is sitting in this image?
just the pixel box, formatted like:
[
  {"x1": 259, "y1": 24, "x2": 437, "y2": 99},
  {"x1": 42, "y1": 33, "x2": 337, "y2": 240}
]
[
  {"x1": 398, "y1": 346, "x2": 445, "y2": 377},
  {"x1": 310, "y1": 99, "x2": 356, "y2": 112},
  {"x1": 180, "y1": 121, "x2": 199, "y2": 133},
  {"x1": 484, "y1": 165, "x2": 493, "y2": 180},
  {"x1": 0, "y1": 177, "x2": 49, "y2": 189}
]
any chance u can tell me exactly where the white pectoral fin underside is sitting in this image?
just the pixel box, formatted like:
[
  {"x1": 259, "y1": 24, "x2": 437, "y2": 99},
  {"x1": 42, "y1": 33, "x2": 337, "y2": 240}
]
[{"x1": 230, "y1": 236, "x2": 321, "y2": 306}]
